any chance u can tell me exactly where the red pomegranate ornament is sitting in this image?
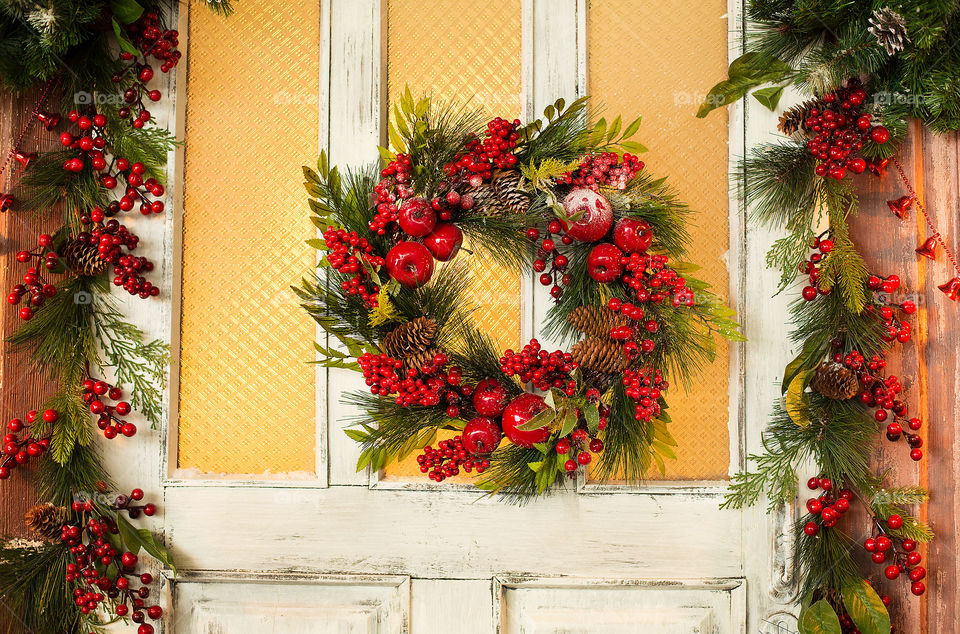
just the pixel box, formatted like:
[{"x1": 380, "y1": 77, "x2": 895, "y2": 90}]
[
  {"x1": 559, "y1": 188, "x2": 613, "y2": 242},
  {"x1": 461, "y1": 416, "x2": 502, "y2": 455},
  {"x1": 501, "y1": 393, "x2": 552, "y2": 448},
  {"x1": 385, "y1": 241, "x2": 434, "y2": 288}
]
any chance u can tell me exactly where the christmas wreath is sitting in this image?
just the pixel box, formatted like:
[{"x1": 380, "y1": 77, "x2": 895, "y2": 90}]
[
  {"x1": 698, "y1": 1, "x2": 960, "y2": 632},
  {"x1": 297, "y1": 90, "x2": 743, "y2": 499}
]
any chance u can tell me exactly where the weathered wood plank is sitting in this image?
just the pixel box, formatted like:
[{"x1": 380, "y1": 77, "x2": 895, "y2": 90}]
[{"x1": 920, "y1": 127, "x2": 960, "y2": 633}]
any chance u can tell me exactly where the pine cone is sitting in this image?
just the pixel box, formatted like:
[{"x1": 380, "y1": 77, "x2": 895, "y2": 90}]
[
  {"x1": 810, "y1": 361, "x2": 860, "y2": 400},
  {"x1": 60, "y1": 239, "x2": 108, "y2": 276},
  {"x1": 572, "y1": 337, "x2": 628, "y2": 374},
  {"x1": 777, "y1": 99, "x2": 822, "y2": 136},
  {"x1": 868, "y1": 7, "x2": 910, "y2": 55},
  {"x1": 382, "y1": 317, "x2": 437, "y2": 359},
  {"x1": 583, "y1": 368, "x2": 616, "y2": 394},
  {"x1": 25, "y1": 503, "x2": 65, "y2": 542},
  {"x1": 567, "y1": 305, "x2": 629, "y2": 340},
  {"x1": 492, "y1": 170, "x2": 530, "y2": 215},
  {"x1": 462, "y1": 182, "x2": 500, "y2": 216},
  {"x1": 403, "y1": 346, "x2": 438, "y2": 372}
]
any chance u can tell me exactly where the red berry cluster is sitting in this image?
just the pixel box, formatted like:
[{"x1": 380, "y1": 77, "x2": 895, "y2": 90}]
[
  {"x1": 370, "y1": 154, "x2": 414, "y2": 234},
  {"x1": 416, "y1": 435, "x2": 490, "y2": 482},
  {"x1": 621, "y1": 368, "x2": 667, "y2": 422},
  {"x1": 75, "y1": 220, "x2": 159, "y2": 298},
  {"x1": 621, "y1": 253, "x2": 694, "y2": 307},
  {"x1": 529, "y1": 221, "x2": 574, "y2": 299},
  {"x1": 445, "y1": 117, "x2": 520, "y2": 178},
  {"x1": 83, "y1": 378, "x2": 137, "y2": 439},
  {"x1": 801, "y1": 477, "x2": 852, "y2": 535},
  {"x1": 111, "y1": 11, "x2": 181, "y2": 128},
  {"x1": 0, "y1": 410, "x2": 56, "y2": 480},
  {"x1": 555, "y1": 427, "x2": 605, "y2": 473},
  {"x1": 358, "y1": 353, "x2": 404, "y2": 395},
  {"x1": 804, "y1": 79, "x2": 890, "y2": 179},
  {"x1": 358, "y1": 352, "x2": 469, "y2": 413},
  {"x1": 499, "y1": 339, "x2": 578, "y2": 394},
  {"x1": 429, "y1": 188, "x2": 476, "y2": 224},
  {"x1": 864, "y1": 521, "x2": 926, "y2": 597},
  {"x1": 833, "y1": 341, "x2": 924, "y2": 461},
  {"x1": 7, "y1": 235, "x2": 59, "y2": 320},
  {"x1": 800, "y1": 234, "x2": 834, "y2": 301},
  {"x1": 568, "y1": 152, "x2": 644, "y2": 191},
  {"x1": 322, "y1": 226, "x2": 384, "y2": 307},
  {"x1": 63, "y1": 491, "x2": 160, "y2": 633},
  {"x1": 606, "y1": 297, "x2": 657, "y2": 358}
]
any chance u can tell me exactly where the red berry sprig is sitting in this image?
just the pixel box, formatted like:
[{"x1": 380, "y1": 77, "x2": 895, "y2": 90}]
[
  {"x1": 530, "y1": 222, "x2": 572, "y2": 300},
  {"x1": 63, "y1": 491, "x2": 161, "y2": 632},
  {"x1": 0, "y1": 409, "x2": 56, "y2": 480},
  {"x1": 74, "y1": 219, "x2": 159, "y2": 298},
  {"x1": 82, "y1": 378, "x2": 137, "y2": 439},
  {"x1": 621, "y1": 253, "x2": 694, "y2": 307},
  {"x1": 803, "y1": 79, "x2": 890, "y2": 180},
  {"x1": 7, "y1": 234, "x2": 59, "y2": 320},
  {"x1": 621, "y1": 367, "x2": 668, "y2": 423},
  {"x1": 370, "y1": 154, "x2": 414, "y2": 235},
  {"x1": 801, "y1": 477, "x2": 852, "y2": 536},
  {"x1": 322, "y1": 226, "x2": 384, "y2": 307},
  {"x1": 568, "y1": 152, "x2": 644, "y2": 190},
  {"x1": 864, "y1": 518, "x2": 926, "y2": 597},
  {"x1": 416, "y1": 435, "x2": 490, "y2": 482},
  {"x1": 444, "y1": 117, "x2": 520, "y2": 179},
  {"x1": 499, "y1": 339, "x2": 578, "y2": 394},
  {"x1": 555, "y1": 427, "x2": 605, "y2": 474},
  {"x1": 110, "y1": 11, "x2": 181, "y2": 128}
]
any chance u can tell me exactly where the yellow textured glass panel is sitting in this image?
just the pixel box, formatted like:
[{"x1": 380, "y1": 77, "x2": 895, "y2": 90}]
[
  {"x1": 178, "y1": 0, "x2": 318, "y2": 474},
  {"x1": 384, "y1": 0, "x2": 522, "y2": 480},
  {"x1": 588, "y1": 0, "x2": 731, "y2": 480}
]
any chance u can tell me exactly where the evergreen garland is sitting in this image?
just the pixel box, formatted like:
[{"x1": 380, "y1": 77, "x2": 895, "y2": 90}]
[
  {"x1": 698, "y1": 2, "x2": 952, "y2": 630},
  {"x1": 297, "y1": 92, "x2": 743, "y2": 499},
  {"x1": 0, "y1": 1, "x2": 228, "y2": 632}
]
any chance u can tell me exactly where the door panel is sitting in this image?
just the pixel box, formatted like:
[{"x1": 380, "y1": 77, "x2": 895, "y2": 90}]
[{"x1": 146, "y1": 1, "x2": 799, "y2": 633}]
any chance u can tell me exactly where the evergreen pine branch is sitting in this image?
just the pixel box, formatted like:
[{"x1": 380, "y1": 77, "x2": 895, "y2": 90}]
[
  {"x1": 37, "y1": 443, "x2": 109, "y2": 508},
  {"x1": 91, "y1": 293, "x2": 169, "y2": 427},
  {"x1": 20, "y1": 150, "x2": 108, "y2": 225},
  {"x1": 0, "y1": 542, "x2": 81, "y2": 634},
  {"x1": 102, "y1": 106, "x2": 178, "y2": 182},
  {"x1": 793, "y1": 518, "x2": 861, "y2": 599},
  {"x1": 478, "y1": 443, "x2": 561, "y2": 503},
  {"x1": 455, "y1": 209, "x2": 537, "y2": 269},
  {"x1": 592, "y1": 381, "x2": 656, "y2": 481},
  {"x1": 516, "y1": 96, "x2": 592, "y2": 166}
]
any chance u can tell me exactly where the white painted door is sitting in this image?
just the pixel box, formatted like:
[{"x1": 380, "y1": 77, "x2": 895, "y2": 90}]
[{"x1": 114, "y1": 1, "x2": 802, "y2": 632}]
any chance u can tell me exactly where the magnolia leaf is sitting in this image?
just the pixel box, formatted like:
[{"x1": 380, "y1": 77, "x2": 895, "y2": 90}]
[
  {"x1": 697, "y1": 52, "x2": 793, "y2": 117},
  {"x1": 798, "y1": 599, "x2": 842, "y2": 634},
  {"x1": 782, "y1": 336, "x2": 824, "y2": 394},
  {"x1": 784, "y1": 371, "x2": 812, "y2": 427},
  {"x1": 116, "y1": 514, "x2": 177, "y2": 574},
  {"x1": 583, "y1": 402, "x2": 600, "y2": 435},
  {"x1": 752, "y1": 86, "x2": 785, "y2": 111},
  {"x1": 110, "y1": 0, "x2": 144, "y2": 24},
  {"x1": 841, "y1": 580, "x2": 890, "y2": 634},
  {"x1": 516, "y1": 408, "x2": 557, "y2": 432},
  {"x1": 111, "y1": 18, "x2": 139, "y2": 55},
  {"x1": 559, "y1": 407, "x2": 578, "y2": 437}
]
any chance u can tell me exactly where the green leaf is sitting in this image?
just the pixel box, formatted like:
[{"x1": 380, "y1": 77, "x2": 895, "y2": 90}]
[
  {"x1": 116, "y1": 514, "x2": 177, "y2": 574},
  {"x1": 388, "y1": 123, "x2": 407, "y2": 153},
  {"x1": 798, "y1": 599, "x2": 842, "y2": 634},
  {"x1": 583, "y1": 402, "x2": 600, "y2": 435},
  {"x1": 752, "y1": 86, "x2": 785, "y2": 111},
  {"x1": 784, "y1": 371, "x2": 812, "y2": 428},
  {"x1": 782, "y1": 336, "x2": 825, "y2": 394},
  {"x1": 559, "y1": 407, "x2": 578, "y2": 437},
  {"x1": 516, "y1": 408, "x2": 557, "y2": 432},
  {"x1": 111, "y1": 18, "x2": 139, "y2": 55},
  {"x1": 110, "y1": 0, "x2": 144, "y2": 24},
  {"x1": 696, "y1": 52, "x2": 793, "y2": 117},
  {"x1": 589, "y1": 118, "x2": 607, "y2": 147},
  {"x1": 652, "y1": 439, "x2": 676, "y2": 460},
  {"x1": 606, "y1": 115, "x2": 622, "y2": 141},
  {"x1": 543, "y1": 104, "x2": 556, "y2": 120},
  {"x1": 620, "y1": 140, "x2": 648, "y2": 154},
  {"x1": 841, "y1": 580, "x2": 890, "y2": 634},
  {"x1": 527, "y1": 461, "x2": 544, "y2": 472},
  {"x1": 622, "y1": 116, "x2": 642, "y2": 139}
]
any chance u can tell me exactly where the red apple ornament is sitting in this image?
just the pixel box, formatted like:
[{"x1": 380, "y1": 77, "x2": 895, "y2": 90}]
[
  {"x1": 462, "y1": 417, "x2": 502, "y2": 455},
  {"x1": 386, "y1": 242, "x2": 434, "y2": 288},
  {"x1": 423, "y1": 223, "x2": 463, "y2": 262},
  {"x1": 501, "y1": 393, "x2": 551, "y2": 448},
  {"x1": 398, "y1": 198, "x2": 437, "y2": 237},
  {"x1": 587, "y1": 243, "x2": 624, "y2": 283},
  {"x1": 472, "y1": 378, "x2": 510, "y2": 417},
  {"x1": 560, "y1": 188, "x2": 613, "y2": 242},
  {"x1": 612, "y1": 218, "x2": 653, "y2": 254}
]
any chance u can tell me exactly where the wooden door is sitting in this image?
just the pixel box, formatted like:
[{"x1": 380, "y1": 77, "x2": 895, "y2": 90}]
[{"x1": 130, "y1": 1, "x2": 796, "y2": 632}]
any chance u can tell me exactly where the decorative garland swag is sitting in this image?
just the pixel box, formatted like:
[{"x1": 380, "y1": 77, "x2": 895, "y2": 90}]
[{"x1": 297, "y1": 90, "x2": 743, "y2": 498}]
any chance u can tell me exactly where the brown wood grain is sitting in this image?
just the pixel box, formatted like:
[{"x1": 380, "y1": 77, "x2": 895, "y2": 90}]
[
  {"x1": 848, "y1": 121, "x2": 960, "y2": 633},
  {"x1": 0, "y1": 85, "x2": 61, "y2": 542}
]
